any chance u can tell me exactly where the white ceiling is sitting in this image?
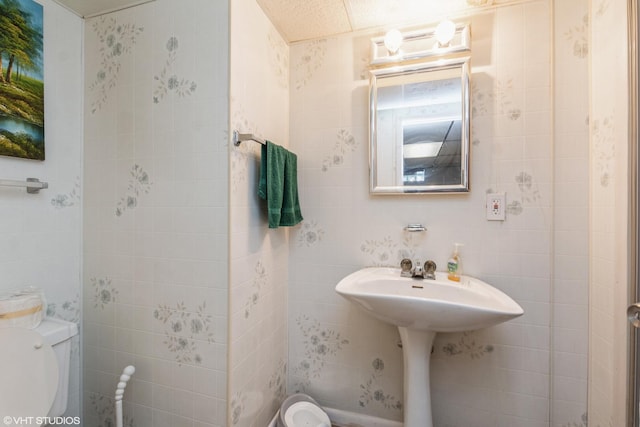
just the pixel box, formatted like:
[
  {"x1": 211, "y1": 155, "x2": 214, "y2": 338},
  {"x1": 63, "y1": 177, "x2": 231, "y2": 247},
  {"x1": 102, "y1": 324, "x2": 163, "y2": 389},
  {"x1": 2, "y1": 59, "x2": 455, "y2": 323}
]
[
  {"x1": 256, "y1": 0, "x2": 484, "y2": 42},
  {"x1": 257, "y1": 0, "x2": 518, "y2": 42},
  {"x1": 53, "y1": 0, "x2": 154, "y2": 17},
  {"x1": 53, "y1": 0, "x2": 517, "y2": 41}
]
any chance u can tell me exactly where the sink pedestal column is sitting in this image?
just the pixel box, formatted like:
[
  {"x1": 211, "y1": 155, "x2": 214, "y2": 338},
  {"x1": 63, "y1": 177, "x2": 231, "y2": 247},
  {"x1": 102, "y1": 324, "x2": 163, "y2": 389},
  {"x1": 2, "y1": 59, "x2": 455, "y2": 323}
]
[{"x1": 398, "y1": 327, "x2": 437, "y2": 427}]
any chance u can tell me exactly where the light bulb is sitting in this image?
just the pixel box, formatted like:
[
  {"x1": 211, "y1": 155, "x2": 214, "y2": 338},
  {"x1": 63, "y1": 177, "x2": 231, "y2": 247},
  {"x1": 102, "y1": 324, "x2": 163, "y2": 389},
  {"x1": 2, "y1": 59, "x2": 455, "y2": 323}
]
[
  {"x1": 435, "y1": 20, "x2": 456, "y2": 47},
  {"x1": 384, "y1": 29, "x2": 403, "y2": 55}
]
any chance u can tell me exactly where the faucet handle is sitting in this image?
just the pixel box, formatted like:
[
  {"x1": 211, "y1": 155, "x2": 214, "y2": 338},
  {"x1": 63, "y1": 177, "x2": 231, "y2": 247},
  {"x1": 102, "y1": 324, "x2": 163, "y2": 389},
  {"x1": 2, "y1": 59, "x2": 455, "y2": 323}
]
[
  {"x1": 424, "y1": 260, "x2": 437, "y2": 279},
  {"x1": 400, "y1": 258, "x2": 412, "y2": 277}
]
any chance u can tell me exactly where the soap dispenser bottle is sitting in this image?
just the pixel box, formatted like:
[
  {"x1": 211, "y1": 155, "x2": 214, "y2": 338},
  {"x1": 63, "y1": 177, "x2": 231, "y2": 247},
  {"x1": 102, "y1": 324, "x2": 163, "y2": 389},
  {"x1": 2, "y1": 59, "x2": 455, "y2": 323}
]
[{"x1": 447, "y1": 243, "x2": 463, "y2": 282}]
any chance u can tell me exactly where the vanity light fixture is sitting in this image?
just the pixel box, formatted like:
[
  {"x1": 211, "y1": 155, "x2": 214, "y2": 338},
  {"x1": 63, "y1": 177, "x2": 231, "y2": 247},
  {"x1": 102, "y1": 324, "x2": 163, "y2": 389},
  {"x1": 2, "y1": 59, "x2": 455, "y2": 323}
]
[
  {"x1": 384, "y1": 29, "x2": 403, "y2": 55},
  {"x1": 370, "y1": 22, "x2": 470, "y2": 66},
  {"x1": 435, "y1": 20, "x2": 457, "y2": 47}
]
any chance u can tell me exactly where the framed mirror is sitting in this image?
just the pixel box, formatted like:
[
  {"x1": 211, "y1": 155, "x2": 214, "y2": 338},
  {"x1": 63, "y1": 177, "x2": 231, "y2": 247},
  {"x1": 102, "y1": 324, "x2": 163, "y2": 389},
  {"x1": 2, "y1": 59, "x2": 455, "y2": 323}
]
[{"x1": 369, "y1": 56, "x2": 471, "y2": 194}]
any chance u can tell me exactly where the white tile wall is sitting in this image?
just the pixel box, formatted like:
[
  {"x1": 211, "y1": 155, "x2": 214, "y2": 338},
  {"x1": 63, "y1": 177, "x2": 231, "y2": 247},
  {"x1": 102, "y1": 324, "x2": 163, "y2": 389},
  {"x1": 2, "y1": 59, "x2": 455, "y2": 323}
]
[
  {"x1": 0, "y1": 0, "x2": 83, "y2": 417},
  {"x1": 588, "y1": 0, "x2": 629, "y2": 425},
  {"x1": 552, "y1": 1, "x2": 589, "y2": 426},
  {"x1": 0, "y1": 1, "x2": 613, "y2": 425},
  {"x1": 286, "y1": 1, "x2": 588, "y2": 425},
  {"x1": 83, "y1": 0, "x2": 229, "y2": 425},
  {"x1": 228, "y1": 0, "x2": 291, "y2": 426}
]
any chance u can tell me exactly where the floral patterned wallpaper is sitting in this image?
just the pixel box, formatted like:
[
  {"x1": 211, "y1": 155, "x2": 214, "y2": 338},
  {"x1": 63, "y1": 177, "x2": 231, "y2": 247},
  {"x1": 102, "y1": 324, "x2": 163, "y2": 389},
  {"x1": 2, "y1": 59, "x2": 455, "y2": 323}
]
[
  {"x1": 0, "y1": 0, "x2": 84, "y2": 418},
  {"x1": 84, "y1": 1, "x2": 229, "y2": 426},
  {"x1": 153, "y1": 301, "x2": 215, "y2": 365},
  {"x1": 243, "y1": 261, "x2": 267, "y2": 319},
  {"x1": 115, "y1": 164, "x2": 152, "y2": 217},
  {"x1": 439, "y1": 332, "x2": 494, "y2": 359},
  {"x1": 90, "y1": 276, "x2": 118, "y2": 309},
  {"x1": 88, "y1": 17, "x2": 144, "y2": 114},
  {"x1": 228, "y1": 0, "x2": 290, "y2": 425},
  {"x1": 359, "y1": 358, "x2": 402, "y2": 412},
  {"x1": 321, "y1": 129, "x2": 358, "y2": 172},
  {"x1": 88, "y1": 392, "x2": 134, "y2": 427},
  {"x1": 51, "y1": 177, "x2": 81, "y2": 209},
  {"x1": 565, "y1": 13, "x2": 589, "y2": 59},
  {"x1": 293, "y1": 39, "x2": 326, "y2": 90},
  {"x1": 153, "y1": 37, "x2": 198, "y2": 104},
  {"x1": 588, "y1": 0, "x2": 627, "y2": 424},
  {"x1": 292, "y1": 315, "x2": 350, "y2": 390},
  {"x1": 360, "y1": 233, "x2": 423, "y2": 267},
  {"x1": 296, "y1": 220, "x2": 324, "y2": 247},
  {"x1": 287, "y1": 1, "x2": 590, "y2": 426},
  {"x1": 76, "y1": 1, "x2": 597, "y2": 426},
  {"x1": 268, "y1": 28, "x2": 289, "y2": 89},
  {"x1": 591, "y1": 116, "x2": 615, "y2": 187}
]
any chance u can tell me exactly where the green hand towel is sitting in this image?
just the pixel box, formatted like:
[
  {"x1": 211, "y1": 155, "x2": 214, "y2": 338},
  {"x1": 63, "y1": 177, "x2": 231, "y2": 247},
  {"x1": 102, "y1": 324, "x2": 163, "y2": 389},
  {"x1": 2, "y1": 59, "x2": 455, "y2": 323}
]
[{"x1": 259, "y1": 141, "x2": 303, "y2": 228}]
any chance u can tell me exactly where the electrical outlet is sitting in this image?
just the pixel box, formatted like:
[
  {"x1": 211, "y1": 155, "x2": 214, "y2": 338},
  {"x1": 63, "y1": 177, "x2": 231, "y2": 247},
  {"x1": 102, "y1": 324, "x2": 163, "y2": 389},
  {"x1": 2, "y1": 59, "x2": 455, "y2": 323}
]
[{"x1": 486, "y1": 192, "x2": 506, "y2": 221}]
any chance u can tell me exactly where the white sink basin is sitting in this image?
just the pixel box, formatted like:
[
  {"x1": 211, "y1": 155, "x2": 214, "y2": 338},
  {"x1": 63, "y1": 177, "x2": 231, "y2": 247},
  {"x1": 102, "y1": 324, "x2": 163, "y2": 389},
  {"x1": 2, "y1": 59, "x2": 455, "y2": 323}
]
[
  {"x1": 335, "y1": 267, "x2": 524, "y2": 427},
  {"x1": 335, "y1": 267, "x2": 523, "y2": 332}
]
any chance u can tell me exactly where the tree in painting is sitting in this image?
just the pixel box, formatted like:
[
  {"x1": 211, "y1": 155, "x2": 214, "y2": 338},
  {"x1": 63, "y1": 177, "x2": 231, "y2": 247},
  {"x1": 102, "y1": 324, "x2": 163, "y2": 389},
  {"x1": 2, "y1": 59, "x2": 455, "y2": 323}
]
[{"x1": 0, "y1": 0, "x2": 44, "y2": 160}]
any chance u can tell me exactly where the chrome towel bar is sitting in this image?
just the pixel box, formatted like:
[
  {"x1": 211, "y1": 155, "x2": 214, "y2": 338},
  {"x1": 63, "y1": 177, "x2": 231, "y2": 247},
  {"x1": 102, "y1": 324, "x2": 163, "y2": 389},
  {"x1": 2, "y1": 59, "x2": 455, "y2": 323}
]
[
  {"x1": 233, "y1": 130, "x2": 266, "y2": 146},
  {"x1": 0, "y1": 178, "x2": 48, "y2": 194}
]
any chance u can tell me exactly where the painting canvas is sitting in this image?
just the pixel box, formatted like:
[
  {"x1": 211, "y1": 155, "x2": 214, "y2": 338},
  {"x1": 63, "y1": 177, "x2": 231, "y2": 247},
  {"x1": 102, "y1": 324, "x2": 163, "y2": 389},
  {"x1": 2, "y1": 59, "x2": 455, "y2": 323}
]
[{"x1": 0, "y1": 0, "x2": 44, "y2": 160}]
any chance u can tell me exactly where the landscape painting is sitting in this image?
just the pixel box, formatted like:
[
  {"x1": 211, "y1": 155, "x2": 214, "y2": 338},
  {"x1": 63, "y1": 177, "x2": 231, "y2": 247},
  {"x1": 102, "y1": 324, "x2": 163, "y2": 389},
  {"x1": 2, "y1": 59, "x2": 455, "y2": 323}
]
[{"x1": 0, "y1": 0, "x2": 44, "y2": 160}]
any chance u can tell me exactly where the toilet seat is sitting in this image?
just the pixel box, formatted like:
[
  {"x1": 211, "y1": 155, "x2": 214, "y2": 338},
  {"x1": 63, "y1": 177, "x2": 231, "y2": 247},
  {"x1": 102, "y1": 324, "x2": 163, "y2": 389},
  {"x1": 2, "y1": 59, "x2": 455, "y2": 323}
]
[
  {"x1": 0, "y1": 328, "x2": 59, "y2": 426},
  {"x1": 283, "y1": 401, "x2": 331, "y2": 427}
]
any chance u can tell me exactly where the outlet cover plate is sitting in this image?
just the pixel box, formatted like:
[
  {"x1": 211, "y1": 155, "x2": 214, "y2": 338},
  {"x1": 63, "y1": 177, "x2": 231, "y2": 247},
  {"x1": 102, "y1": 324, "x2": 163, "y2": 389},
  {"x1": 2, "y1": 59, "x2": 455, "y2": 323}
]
[{"x1": 486, "y1": 192, "x2": 506, "y2": 221}]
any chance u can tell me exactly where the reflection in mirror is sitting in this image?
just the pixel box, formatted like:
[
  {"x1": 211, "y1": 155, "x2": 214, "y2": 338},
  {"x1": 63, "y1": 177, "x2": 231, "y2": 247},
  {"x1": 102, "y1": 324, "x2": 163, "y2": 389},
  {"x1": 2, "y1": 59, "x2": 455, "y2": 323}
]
[
  {"x1": 370, "y1": 57, "x2": 470, "y2": 193},
  {"x1": 402, "y1": 118, "x2": 462, "y2": 186}
]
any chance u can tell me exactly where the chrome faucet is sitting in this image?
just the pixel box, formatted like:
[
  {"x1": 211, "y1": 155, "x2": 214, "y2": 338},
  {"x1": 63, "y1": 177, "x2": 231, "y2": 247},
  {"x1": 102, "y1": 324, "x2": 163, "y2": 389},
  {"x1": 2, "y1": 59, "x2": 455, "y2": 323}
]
[
  {"x1": 412, "y1": 259, "x2": 424, "y2": 277},
  {"x1": 400, "y1": 259, "x2": 437, "y2": 279}
]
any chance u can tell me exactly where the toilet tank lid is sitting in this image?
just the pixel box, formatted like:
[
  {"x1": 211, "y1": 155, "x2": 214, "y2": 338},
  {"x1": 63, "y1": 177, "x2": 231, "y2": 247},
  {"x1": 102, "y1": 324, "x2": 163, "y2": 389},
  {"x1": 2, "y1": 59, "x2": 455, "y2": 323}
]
[{"x1": 34, "y1": 317, "x2": 78, "y2": 345}]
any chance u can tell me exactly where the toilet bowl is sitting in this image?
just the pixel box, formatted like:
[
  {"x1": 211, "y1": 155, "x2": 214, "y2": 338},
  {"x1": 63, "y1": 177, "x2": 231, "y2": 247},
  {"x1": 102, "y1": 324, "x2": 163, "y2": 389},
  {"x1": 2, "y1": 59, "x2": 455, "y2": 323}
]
[
  {"x1": 0, "y1": 318, "x2": 78, "y2": 426},
  {"x1": 284, "y1": 402, "x2": 331, "y2": 427},
  {"x1": 278, "y1": 394, "x2": 331, "y2": 427}
]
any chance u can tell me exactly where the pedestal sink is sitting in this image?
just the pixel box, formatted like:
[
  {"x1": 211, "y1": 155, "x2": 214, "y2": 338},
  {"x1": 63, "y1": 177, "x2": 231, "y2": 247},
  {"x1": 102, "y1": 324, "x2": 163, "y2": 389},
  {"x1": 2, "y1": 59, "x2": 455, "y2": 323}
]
[{"x1": 335, "y1": 267, "x2": 523, "y2": 427}]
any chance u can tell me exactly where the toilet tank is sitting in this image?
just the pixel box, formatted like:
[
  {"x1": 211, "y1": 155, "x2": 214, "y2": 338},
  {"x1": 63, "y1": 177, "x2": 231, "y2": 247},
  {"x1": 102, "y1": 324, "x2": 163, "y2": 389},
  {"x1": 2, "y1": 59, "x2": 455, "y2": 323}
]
[{"x1": 34, "y1": 318, "x2": 78, "y2": 417}]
